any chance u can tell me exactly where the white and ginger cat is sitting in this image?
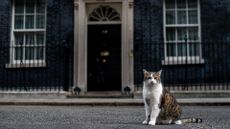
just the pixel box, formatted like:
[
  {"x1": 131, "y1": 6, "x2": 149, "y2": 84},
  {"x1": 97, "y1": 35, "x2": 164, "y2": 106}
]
[{"x1": 142, "y1": 69, "x2": 202, "y2": 125}]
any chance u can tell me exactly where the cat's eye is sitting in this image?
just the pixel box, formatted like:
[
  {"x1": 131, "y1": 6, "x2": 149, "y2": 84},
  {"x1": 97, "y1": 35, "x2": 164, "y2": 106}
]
[
  {"x1": 154, "y1": 77, "x2": 157, "y2": 80},
  {"x1": 147, "y1": 77, "x2": 152, "y2": 80}
]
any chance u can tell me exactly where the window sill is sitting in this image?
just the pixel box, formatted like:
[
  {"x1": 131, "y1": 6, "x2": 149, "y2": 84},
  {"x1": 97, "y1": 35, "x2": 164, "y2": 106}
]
[
  {"x1": 5, "y1": 62, "x2": 46, "y2": 68},
  {"x1": 162, "y1": 58, "x2": 205, "y2": 65}
]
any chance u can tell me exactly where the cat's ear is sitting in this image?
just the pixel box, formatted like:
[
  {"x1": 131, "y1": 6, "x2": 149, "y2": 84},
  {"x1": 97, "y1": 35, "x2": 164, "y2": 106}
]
[
  {"x1": 157, "y1": 70, "x2": 162, "y2": 76},
  {"x1": 143, "y1": 69, "x2": 147, "y2": 73},
  {"x1": 143, "y1": 69, "x2": 148, "y2": 76}
]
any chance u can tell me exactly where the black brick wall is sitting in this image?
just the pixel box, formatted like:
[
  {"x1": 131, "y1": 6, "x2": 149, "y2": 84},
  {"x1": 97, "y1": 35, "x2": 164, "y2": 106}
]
[
  {"x1": 0, "y1": 0, "x2": 74, "y2": 90},
  {"x1": 134, "y1": 0, "x2": 230, "y2": 86},
  {"x1": 0, "y1": 0, "x2": 230, "y2": 90}
]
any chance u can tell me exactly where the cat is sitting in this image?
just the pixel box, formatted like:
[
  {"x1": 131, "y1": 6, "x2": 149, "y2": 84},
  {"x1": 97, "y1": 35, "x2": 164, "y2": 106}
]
[{"x1": 142, "y1": 69, "x2": 202, "y2": 125}]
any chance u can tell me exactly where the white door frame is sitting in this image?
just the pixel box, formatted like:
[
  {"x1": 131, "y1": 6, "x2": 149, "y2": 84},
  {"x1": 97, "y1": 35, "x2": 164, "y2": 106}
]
[{"x1": 73, "y1": 0, "x2": 134, "y2": 94}]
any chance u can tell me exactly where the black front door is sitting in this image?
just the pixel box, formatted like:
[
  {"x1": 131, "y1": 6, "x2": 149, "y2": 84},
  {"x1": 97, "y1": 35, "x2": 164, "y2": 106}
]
[{"x1": 88, "y1": 25, "x2": 121, "y2": 91}]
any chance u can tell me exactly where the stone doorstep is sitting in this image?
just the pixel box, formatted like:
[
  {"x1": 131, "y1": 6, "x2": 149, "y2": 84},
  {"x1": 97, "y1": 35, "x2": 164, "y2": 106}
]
[{"x1": 68, "y1": 91, "x2": 134, "y2": 98}]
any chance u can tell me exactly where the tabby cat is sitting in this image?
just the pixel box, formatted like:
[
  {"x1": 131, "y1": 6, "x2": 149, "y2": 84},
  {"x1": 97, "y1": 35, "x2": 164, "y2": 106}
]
[{"x1": 142, "y1": 69, "x2": 202, "y2": 125}]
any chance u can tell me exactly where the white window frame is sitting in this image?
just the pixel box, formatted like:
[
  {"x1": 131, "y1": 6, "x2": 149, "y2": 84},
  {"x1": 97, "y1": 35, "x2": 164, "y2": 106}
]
[
  {"x1": 162, "y1": 0, "x2": 204, "y2": 65},
  {"x1": 8, "y1": 0, "x2": 47, "y2": 68}
]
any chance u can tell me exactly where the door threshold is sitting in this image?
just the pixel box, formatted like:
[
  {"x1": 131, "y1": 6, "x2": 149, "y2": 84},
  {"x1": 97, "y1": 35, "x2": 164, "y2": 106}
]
[{"x1": 68, "y1": 91, "x2": 133, "y2": 98}]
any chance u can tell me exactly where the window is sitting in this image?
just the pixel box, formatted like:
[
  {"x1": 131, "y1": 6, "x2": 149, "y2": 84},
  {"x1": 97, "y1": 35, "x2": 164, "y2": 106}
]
[
  {"x1": 10, "y1": 0, "x2": 46, "y2": 65},
  {"x1": 89, "y1": 5, "x2": 121, "y2": 22},
  {"x1": 163, "y1": 0, "x2": 203, "y2": 64}
]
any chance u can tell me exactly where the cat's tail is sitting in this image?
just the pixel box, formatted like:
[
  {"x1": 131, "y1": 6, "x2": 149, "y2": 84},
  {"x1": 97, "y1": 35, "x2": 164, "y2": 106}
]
[{"x1": 174, "y1": 118, "x2": 202, "y2": 125}]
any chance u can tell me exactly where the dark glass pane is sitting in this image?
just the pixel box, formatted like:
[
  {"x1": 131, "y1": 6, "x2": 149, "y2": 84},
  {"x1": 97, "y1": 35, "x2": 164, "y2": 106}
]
[
  {"x1": 188, "y1": 10, "x2": 198, "y2": 24},
  {"x1": 36, "y1": 15, "x2": 45, "y2": 28},
  {"x1": 177, "y1": 10, "x2": 187, "y2": 24},
  {"x1": 37, "y1": 0, "x2": 45, "y2": 13},
  {"x1": 15, "y1": 47, "x2": 23, "y2": 60},
  {"x1": 189, "y1": 43, "x2": 200, "y2": 56},
  {"x1": 26, "y1": 0, "x2": 35, "y2": 13},
  {"x1": 15, "y1": 0, "x2": 24, "y2": 14},
  {"x1": 15, "y1": 15, "x2": 24, "y2": 29},
  {"x1": 25, "y1": 33, "x2": 35, "y2": 45},
  {"x1": 178, "y1": 43, "x2": 187, "y2": 56},
  {"x1": 165, "y1": 0, "x2": 175, "y2": 9},
  {"x1": 177, "y1": 28, "x2": 187, "y2": 41},
  {"x1": 25, "y1": 47, "x2": 35, "y2": 60},
  {"x1": 167, "y1": 43, "x2": 176, "y2": 56},
  {"x1": 26, "y1": 15, "x2": 34, "y2": 29},
  {"x1": 166, "y1": 11, "x2": 176, "y2": 24},
  {"x1": 188, "y1": 27, "x2": 198, "y2": 40},
  {"x1": 177, "y1": 0, "x2": 186, "y2": 8},
  {"x1": 188, "y1": 0, "x2": 197, "y2": 8},
  {"x1": 36, "y1": 47, "x2": 44, "y2": 60},
  {"x1": 15, "y1": 33, "x2": 24, "y2": 45},
  {"x1": 166, "y1": 28, "x2": 176, "y2": 41},
  {"x1": 37, "y1": 33, "x2": 44, "y2": 45}
]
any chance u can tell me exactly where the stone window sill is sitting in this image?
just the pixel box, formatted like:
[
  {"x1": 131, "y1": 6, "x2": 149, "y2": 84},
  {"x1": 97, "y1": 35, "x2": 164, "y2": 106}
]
[
  {"x1": 6, "y1": 62, "x2": 46, "y2": 68},
  {"x1": 162, "y1": 58, "x2": 205, "y2": 65}
]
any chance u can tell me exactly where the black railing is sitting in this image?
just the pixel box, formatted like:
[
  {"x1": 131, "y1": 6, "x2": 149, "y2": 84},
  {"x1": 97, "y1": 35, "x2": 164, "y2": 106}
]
[
  {"x1": 134, "y1": 40, "x2": 230, "y2": 91},
  {"x1": 0, "y1": 40, "x2": 230, "y2": 91},
  {"x1": 0, "y1": 45, "x2": 73, "y2": 91}
]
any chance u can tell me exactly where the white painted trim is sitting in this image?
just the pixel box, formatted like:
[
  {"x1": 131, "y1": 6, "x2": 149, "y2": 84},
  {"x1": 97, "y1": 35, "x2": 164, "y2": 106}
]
[
  {"x1": 162, "y1": 57, "x2": 205, "y2": 65},
  {"x1": 163, "y1": 0, "x2": 202, "y2": 62},
  {"x1": 73, "y1": 0, "x2": 134, "y2": 93},
  {"x1": 10, "y1": 0, "x2": 47, "y2": 65},
  {"x1": 87, "y1": 21, "x2": 122, "y2": 25}
]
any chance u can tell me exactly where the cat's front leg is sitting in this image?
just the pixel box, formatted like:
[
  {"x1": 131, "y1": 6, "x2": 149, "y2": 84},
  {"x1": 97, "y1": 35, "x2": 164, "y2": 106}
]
[
  {"x1": 142, "y1": 102, "x2": 150, "y2": 124},
  {"x1": 149, "y1": 105, "x2": 160, "y2": 125}
]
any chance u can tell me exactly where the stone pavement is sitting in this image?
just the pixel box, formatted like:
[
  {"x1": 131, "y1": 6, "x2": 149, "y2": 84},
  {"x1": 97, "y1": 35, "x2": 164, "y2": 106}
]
[
  {"x1": 0, "y1": 98, "x2": 230, "y2": 106},
  {"x1": 0, "y1": 105, "x2": 230, "y2": 129},
  {"x1": 0, "y1": 91, "x2": 229, "y2": 106}
]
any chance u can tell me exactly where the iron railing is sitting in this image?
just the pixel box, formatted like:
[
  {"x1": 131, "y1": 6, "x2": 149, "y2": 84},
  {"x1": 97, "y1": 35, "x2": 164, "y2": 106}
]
[
  {"x1": 0, "y1": 40, "x2": 230, "y2": 91},
  {"x1": 134, "y1": 40, "x2": 230, "y2": 91},
  {"x1": 0, "y1": 45, "x2": 73, "y2": 91}
]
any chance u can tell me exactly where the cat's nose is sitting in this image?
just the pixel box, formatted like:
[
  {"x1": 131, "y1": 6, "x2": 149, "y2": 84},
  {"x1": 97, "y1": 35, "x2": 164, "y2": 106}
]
[{"x1": 150, "y1": 81, "x2": 154, "y2": 85}]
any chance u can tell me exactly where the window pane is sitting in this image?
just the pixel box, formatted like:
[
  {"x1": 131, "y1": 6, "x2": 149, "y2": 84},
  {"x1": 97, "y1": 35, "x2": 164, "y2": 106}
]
[
  {"x1": 15, "y1": 0, "x2": 24, "y2": 14},
  {"x1": 177, "y1": 0, "x2": 186, "y2": 9},
  {"x1": 26, "y1": 0, "x2": 35, "y2": 13},
  {"x1": 189, "y1": 43, "x2": 200, "y2": 56},
  {"x1": 178, "y1": 43, "x2": 187, "y2": 56},
  {"x1": 166, "y1": 11, "x2": 176, "y2": 24},
  {"x1": 25, "y1": 47, "x2": 35, "y2": 60},
  {"x1": 165, "y1": 0, "x2": 175, "y2": 9},
  {"x1": 188, "y1": 10, "x2": 198, "y2": 24},
  {"x1": 177, "y1": 10, "x2": 187, "y2": 24},
  {"x1": 166, "y1": 28, "x2": 176, "y2": 41},
  {"x1": 14, "y1": 33, "x2": 24, "y2": 45},
  {"x1": 188, "y1": 0, "x2": 197, "y2": 8},
  {"x1": 37, "y1": 0, "x2": 45, "y2": 13},
  {"x1": 167, "y1": 43, "x2": 176, "y2": 56},
  {"x1": 36, "y1": 47, "x2": 44, "y2": 60},
  {"x1": 36, "y1": 15, "x2": 45, "y2": 29},
  {"x1": 177, "y1": 28, "x2": 187, "y2": 41},
  {"x1": 188, "y1": 27, "x2": 198, "y2": 40},
  {"x1": 26, "y1": 15, "x2": 34, "y2": 29},
  {"x1": 15, "y1": 47, "x2": 23, "y2": 60},
  {"x1": 37, "y1": 33, "x2": 44, "y2": 45},
  {"x1": 15, "y1": 15, "x2": 24, "y2": 29},
  {"x1": 25, "y1": 33, "x2": 35, "y2": 45}
]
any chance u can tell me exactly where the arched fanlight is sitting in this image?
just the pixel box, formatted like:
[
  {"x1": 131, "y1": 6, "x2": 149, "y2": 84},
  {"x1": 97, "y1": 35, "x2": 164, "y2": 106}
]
[{"x1": 89, "y1": 5, "x2": 121, "y2": 22}]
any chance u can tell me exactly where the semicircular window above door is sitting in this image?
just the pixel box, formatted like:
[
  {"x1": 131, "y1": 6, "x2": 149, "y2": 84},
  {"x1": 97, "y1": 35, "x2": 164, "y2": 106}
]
[{"x1": 88, "y1": 5, "x2": 121, "y2": 22}]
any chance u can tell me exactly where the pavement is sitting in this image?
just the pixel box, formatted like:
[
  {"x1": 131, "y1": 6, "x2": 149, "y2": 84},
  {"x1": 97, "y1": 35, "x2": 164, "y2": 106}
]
[
  {"x1": 0, "y1": 98, "x2": 230, "y2": 106},
  {"x1": 0, "y1": 105, "x2": 230, "y2": 129},
  {"x1": 0, "y1": 91, "x2": 230, "y2": 106}
]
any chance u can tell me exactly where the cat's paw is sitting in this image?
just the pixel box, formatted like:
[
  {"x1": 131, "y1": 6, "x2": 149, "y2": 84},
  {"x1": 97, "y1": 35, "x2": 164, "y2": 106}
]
[
  {"x1": 148, "y1": 120, "x2": 156, "y2": 126},
  {"x1": 142, "y1": 120, "x2": 148, "y2": 125}
]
